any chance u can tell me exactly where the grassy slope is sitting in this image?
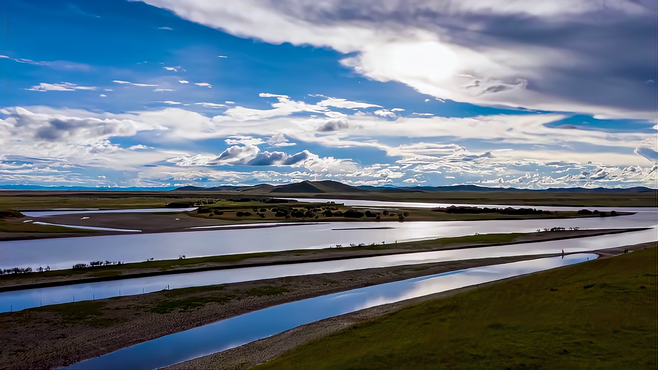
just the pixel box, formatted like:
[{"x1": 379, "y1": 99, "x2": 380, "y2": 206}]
[{"x1": 257, "y1": 247, "x2": 657, "y2": 370}]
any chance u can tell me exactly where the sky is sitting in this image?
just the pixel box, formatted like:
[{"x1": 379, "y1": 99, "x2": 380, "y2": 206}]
[{"x1": 0, "y1": 0, "x2": 656, "y2": 189}]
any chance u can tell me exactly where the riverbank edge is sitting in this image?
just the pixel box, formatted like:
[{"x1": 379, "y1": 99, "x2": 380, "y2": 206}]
[
  {"x1": 166, "y1": 241, "x2": 657, "y2": 370},
  {"x1": 0, "y1": 228, "x2": 646, "y2": 292}
]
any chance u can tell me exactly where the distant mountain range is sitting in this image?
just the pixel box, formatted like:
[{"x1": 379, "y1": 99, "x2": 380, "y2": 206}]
[
  {"x1": 1, "y1": 180, "x2": 655, "y2": 193},
  {"x1": 172, "y1": 180, "x2": 657, "y2": 194}
]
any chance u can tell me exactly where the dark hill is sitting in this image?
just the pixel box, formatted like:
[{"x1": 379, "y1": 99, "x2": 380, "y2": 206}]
[{"x1": 269, "y1": 181, "x2": 326, "y2": 193}]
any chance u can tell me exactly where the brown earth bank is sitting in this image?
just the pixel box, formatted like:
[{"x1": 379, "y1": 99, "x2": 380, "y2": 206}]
[
  {"x1": 166, "y1": 241, "x2": 657, "y2": 370},
  {"x1": 0, "y1": 254, "x2": 579, "y2": 370},
  {"x1": 0, "y1": 228, "x2": 643, "y2": 291}
]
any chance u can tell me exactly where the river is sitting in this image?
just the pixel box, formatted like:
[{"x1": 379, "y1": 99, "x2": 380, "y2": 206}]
[
  {"x1": 1, "y1": 206, "x2": 655, "y2": 271},
  {"x1": 61, "y1": 253, "x2": 598, "y2": 370}
]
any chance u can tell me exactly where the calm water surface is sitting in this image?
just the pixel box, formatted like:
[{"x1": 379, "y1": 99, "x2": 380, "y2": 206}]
[
  {"x1": 1, "y1": 228, "x2": 652, "y2": 313},
  {"x1": 61, "y1": 254, "x2": 598, "y2": 370},
  {"x1": 1, "y1": 208, "x2": 654, "y2": 271}
]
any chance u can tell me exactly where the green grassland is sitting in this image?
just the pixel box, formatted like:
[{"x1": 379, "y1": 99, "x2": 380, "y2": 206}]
[{"x1": 257, "y1": 246, "x2": 657, "y2": 370}]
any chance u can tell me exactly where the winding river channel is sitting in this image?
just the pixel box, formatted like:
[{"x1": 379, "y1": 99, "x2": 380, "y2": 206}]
[
  {"x1": 0, "y1": 227, "x2": 653, "y2": 313},
  {"x1": 61, "y1": 253, "x2": 598, "y2": 370}
]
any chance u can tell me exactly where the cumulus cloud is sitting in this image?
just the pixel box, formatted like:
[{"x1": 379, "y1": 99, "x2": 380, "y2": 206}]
[
  {"x1": 195, "y1": 82, "x2": 212, "y2": 88},
  {"x1": 2, "y1": 102, "x2": 656, "y2": 188},
  {"x1": 317, "y1": 118, "x2": 349, "y2": 132},
  {"x1": 267, "y1": 133, "x2": 296, "y2": 147},
  {"x1": 168, "y1": 144, "x2": 353, "y2": 172},
  {"x1": 178, "y1": 80, "x2": 189, "y2": 84},
  {"x1": 26, "y1": 82, "x2": 96, "y2": 92},
  {"x1": 162, "y1": 100, "x2": 181, "y2": 105},
  {"x1": 374, "y1": 109, "x2": 396, "y2": 118},
  {"x1": 140, "y1": 0, "x2": 657, "y2": 120},
  {"x1": 163, "y1": 66, "x2": 184, "y2": 72}
]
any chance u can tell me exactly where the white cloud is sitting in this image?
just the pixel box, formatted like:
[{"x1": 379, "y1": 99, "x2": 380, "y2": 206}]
[
  {"x1": 113, "y1": 80, "x2": 158, "y2": 87},
  {"x1": 162, "y1": 100, "x2": 182, "y2": 105},
  {"x1": 267, "y1": 133, "x2": 296, "y2": 147},
  {"x1": 195, "y1": 82, "x2": 212, "y2": 88},
  {"x1": 163, "y1": 66, "x2": 184, "y2": 72},
  {"x1": 154, "y1": 88, "x2": 175, "y2": 92},
  {"x1": 3, "y1": 101, "x2": 656, "y2": 188},
  {"x1": 26, "y1": 82, "x2": 96, "y2": 92},
  {"x1": 225, "y1": 101, "x2": 235, "y2": 104},
  {"x1": 158, "y1": 26, "x2": 173, "y2": 30},
  {"x1": 194, "y1": 102, "x2": 226, "y2": 108},
  {"x1": 168, "y1": 144, "x2": 357, "y2": 174},
  {"x1": 100, "y1": 94, "x2": 107, "y2": 98},
  {"x1": 178, "y1": 80, "x2": 189, "y2": 84},
  {"x1": 312, "y1": 95, "x2": 381, "y2": 109},
  {"x1": 391, "y1": 108, "x2": 405, "y2": 112},
  {"x1": 218, "y1": 55, "x2": 228, "y2": 58},
  {"x1": 374, "y1": 109, "x2": 396, "y2": 118}
]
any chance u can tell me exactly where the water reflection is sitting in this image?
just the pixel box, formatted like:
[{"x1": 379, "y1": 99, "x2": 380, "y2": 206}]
[
  {"x1": 293, "y1": 198, "x2": 658, "y2": 213},
  {"x1": 1, "y1": 209, "x2": 655, "y2": 271},
  {"x1": 1, "y1": 228, "x2": 652, "y2": 313},
  {"x1": 62, "y1": 254, "x2": 597, "y2": 370}
]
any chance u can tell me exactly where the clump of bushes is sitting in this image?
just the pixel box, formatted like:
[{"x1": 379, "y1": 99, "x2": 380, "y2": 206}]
[
  {"x1": 435, "y1": 206, "x2": 550, "y2": 215},
  {"x1": 343, "y1": 209, "x2": 365, "y2": 218}
]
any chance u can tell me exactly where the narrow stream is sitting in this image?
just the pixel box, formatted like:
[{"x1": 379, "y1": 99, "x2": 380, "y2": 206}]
[{"x1": 61, "y1": 253, "x2": 598, "y2": 370}]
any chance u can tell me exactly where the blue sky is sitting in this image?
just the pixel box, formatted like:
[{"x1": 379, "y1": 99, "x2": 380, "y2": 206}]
[{"x1": 1, "y1": 0, "x2": 656, "y2": 188}]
